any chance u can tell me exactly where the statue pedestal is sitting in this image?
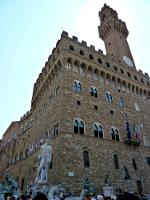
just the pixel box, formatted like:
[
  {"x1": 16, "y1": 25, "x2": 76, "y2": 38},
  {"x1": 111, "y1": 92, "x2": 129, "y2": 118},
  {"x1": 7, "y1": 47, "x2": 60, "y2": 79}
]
[
  {"x1": 27, "y1": 182, "x2": 66, "y2": 200},
  {"x1": 103, "y1": 185, "x2": 113, "y2": 198}
]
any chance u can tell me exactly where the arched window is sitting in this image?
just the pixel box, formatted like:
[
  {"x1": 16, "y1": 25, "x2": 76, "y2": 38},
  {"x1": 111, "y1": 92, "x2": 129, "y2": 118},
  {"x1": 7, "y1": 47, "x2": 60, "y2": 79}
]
[
  {"x1": 49, "y1": 153, "x2": 53, "y2": 169},
  {"x1": 105, "y1": 91, "x2": 113, "y2": 103},
  {"x1": 89, "y1": 54, "x2": 93, "y2": 60},
  {"x1": 113, "y1": 154, "x2": 119, "y2": 169},
  {"x1": 93, "y1": 123, "x2": 103, "y2": 138},
  {"x1": 65, "y1": 58, "x2": 72, "y2": 69},
  {"x1": 69, "y1": 45, "x2": 74, "y2": 51},
  {"x1": 80, "y1": 50, "x2": 84, "y2": 55},
  {"x1": 90, "y1": 86, "x2": 98, "y2": 97},
  {"x1": 73, "y1": 80, "x2": 82, "y2": 92},
  {"x1": 74, "y1": 118, "x2": 84, "y2": 134},
  {"x1": 54, "y1": 123, "x2": 58, "y2": 136},
  {"x1": 25, "y1": 149, "x2": 29, "y2": 157},
  {"x1": 110, "y1": 128, "x2": 120, "y2": 141},
  {"x1": 83, "y1": 150, "x2": 90, "y2": 167},
  {"x1": 132, "y1": 158, "x2": 137, "y2": 170},
  {"x1": 119, "y1": 97, "x2": 125, "y2": 108},
  {"x1": 19, "y1": 152, "x2": 23, "y2": 160},
  {"x1": 98, "y1": 58, "x2": 102, "y2": 64}
]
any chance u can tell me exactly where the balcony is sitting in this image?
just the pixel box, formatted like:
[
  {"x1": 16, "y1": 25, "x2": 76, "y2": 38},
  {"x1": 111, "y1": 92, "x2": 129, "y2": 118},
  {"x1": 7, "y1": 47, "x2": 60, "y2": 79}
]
[{"x1": 124, "y1": 139, "x2": 140, "y2": 146}]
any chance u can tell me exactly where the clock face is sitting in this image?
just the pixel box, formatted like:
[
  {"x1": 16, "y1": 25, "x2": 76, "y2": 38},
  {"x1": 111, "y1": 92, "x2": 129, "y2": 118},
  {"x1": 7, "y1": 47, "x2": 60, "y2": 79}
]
[{"x1": 123, "y1": 56, "x2": 134, "y2": 67}]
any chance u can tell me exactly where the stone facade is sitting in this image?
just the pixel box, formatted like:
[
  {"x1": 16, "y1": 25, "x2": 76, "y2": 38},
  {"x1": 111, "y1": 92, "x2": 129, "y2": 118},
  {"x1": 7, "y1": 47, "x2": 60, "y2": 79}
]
[
  {"x1": 0, "y1": 121, "x2": 19, "y2": 178},
  {"x1": 0, "y1": 4, "x2": 150, "y2": 196}
]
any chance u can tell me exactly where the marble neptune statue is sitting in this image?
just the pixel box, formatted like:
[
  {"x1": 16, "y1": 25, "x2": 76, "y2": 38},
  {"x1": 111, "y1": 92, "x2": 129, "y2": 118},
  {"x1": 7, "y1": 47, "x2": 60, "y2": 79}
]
[{"x1": 35, "y1": 143, "x2": 52, "y2": 183}]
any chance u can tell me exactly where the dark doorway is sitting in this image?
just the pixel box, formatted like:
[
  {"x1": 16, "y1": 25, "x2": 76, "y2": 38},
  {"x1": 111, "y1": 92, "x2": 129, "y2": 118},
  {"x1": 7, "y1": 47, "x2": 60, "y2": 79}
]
[{"x1": 136, "y1": 180, "x2": 143, "y2": 194}]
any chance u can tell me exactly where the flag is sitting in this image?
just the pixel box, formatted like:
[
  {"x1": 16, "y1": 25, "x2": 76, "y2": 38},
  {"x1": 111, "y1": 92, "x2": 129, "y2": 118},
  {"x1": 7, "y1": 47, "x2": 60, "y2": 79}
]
[
  {"x1": 137, "y1": 124, "x2": 141, "y2": 142},
  {"x1": 126, "y1": 121, "x2": 132, "y2": 139},
  {"x1": 133, "y1": 123, "x2": 141, "y2": 142},
  {"x1": 133, "y1": 124, "x2": 138, "y2": 140}
]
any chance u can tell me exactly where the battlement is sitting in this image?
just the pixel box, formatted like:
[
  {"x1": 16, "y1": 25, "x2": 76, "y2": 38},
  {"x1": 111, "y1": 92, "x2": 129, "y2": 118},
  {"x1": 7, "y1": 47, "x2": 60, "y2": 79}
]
[
  {"x1": 32, "y1": 31, "x2": 150, "y2": 104},
  {"x1": 99, "y1": 3, "x2": 118, "y2": 23},
  {"x1": 61, "y1": 31, "x2": 103, "y2": 53},
  {"x1": 20, "y1": 109, "x2": 32, "y2": 122}
]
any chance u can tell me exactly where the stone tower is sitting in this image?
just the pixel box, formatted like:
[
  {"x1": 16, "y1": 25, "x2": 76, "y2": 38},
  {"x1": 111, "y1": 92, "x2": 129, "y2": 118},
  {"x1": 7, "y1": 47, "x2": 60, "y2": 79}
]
[{"x1": 98, "y1": 4, "x2": 135, "y2": 68}]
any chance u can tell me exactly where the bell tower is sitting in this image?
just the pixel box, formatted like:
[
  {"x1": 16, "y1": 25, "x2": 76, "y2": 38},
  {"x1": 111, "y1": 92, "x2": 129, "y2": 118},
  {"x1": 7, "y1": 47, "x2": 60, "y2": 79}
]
[{"x1": 98, "y1": 4, "x2": 135, "y2": 68}]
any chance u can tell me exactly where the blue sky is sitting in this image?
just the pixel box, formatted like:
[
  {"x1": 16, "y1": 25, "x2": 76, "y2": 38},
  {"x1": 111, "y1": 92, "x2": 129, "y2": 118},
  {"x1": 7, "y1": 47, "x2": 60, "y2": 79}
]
[{"x1": 0, "y1": 0, "x2": 150, "y2": 138}]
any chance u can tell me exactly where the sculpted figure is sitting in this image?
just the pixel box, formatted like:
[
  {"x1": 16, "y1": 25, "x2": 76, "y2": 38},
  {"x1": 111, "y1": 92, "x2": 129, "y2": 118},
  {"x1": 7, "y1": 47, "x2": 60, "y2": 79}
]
[
  {"x1": 48, "y1": 184, "x2": 65, "y2": 200},
  {"x1": 35, "y1": 143, "x2": 52, "y2": 183},
  {"x1": 5, "y1": 175, "x2": 18, "y2": 193},
  {"x1": 83, "y1": 176, "x2": 90, "y2": 191},
  {"x1": 123, "y1": 166, "x2": 130, "y2": 180}
]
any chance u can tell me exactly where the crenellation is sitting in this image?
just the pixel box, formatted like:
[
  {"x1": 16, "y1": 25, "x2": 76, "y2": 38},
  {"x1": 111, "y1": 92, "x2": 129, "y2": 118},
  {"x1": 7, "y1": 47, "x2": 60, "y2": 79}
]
[
  {"x1": 56, "y1": 39, "x2": 60, "y2": 47},
  {"x1": 72, "y1": 36, "x2": 78, "y2": 42},
  {"x1": 64, "y1": 33, "x2": 150, "y2": 90},
  {"x1": 81, "y1": 40, "x2": 87, "y2": 46},
  {"x1": 48, "y1": 55, "x2": 52, "y2": 63},
  {"x1": 145, "y1": 72, "x2": 149, "y2": 77},
  {"x1": 52, "y1": 47, "x2": 56, "y2": 55},
  {"x1": 138, "y1": 69, "x2": 143, "y2": 74},
  {"x1": 98, "y1": 49, "x2": 103, "y2": 54},
  {"x1": 61, "y1": 30, "x2": 68, "y2": 38},
  {"x1": 90, "y1": 45, "x2": 95, "y2": 51}
]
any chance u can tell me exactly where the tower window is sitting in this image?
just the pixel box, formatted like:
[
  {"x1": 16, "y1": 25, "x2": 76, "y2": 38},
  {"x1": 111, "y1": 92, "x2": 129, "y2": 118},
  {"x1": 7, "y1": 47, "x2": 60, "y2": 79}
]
[
  {"x1": 80, "y1": 50, "x2": 84, "y2": 55},
  {"x1": 127, "y1": 72, "x2": 131, "y2": 77},
  {"x1": 77, "y1": 100, "x2": 80, "y2": 105},
  {"x1": 120, "y1": 69, "x2": 124, "y2": 74},
  {"x1": 73, "y1": 80, "x2": 82, "y2": 92},
  {"x1": 83, "y1": 151, "x2": 90, "y2": 167},
  {"x1": 114, "y1": 66, "x2": 118, "y2": 71},
  {"x1": 106, "y1": 62, "x2": 110, "y2": 67},
  {"x1": 89, "y1": 54, "x2": 93, "y2": 60},
  {"x1": 90, "y1": 86, "x2": 98, "y2": 97},
  {"x1": 69, "y1": 45, "x2": 74, "y2": 51},
  {"x1": 93, "y1": 123, "x2": 103, "y2": 138},
  {"x1": 147, "y1": 81, "x2": 150, "y2": 86},
  {"x1": 134, "y1": 75, "x2": 137, "y2": 80},
  {"x1": 74, "y1": 118, "x2": 84, "y2": 134},
  {"x1": 98, "y1": 58, "x2": 102, "y2": 64},
  {"x1": 113, "y1": 154, "x2": 119, "y2": 169},
  {"x1": 141, "y1": 78, "x2": 144, "y2": 83}
]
